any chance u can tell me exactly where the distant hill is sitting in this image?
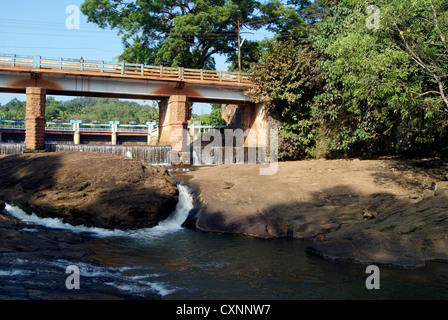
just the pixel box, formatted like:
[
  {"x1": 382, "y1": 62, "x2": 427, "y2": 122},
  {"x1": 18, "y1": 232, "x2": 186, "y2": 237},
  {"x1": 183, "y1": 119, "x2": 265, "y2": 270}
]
[{"x1": 0, "y1": 97, "x2": 159, "y2": 125}]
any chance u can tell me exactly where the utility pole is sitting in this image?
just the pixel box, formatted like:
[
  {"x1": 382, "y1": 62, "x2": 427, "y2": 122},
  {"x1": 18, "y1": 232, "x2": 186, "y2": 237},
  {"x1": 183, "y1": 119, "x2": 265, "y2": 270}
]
[
  {"x1": 235, "y1": 19, "x2": 249, "y2": 75},
  {"x1": 237, "y1": 19, "x2": 241, "y2": 74}
]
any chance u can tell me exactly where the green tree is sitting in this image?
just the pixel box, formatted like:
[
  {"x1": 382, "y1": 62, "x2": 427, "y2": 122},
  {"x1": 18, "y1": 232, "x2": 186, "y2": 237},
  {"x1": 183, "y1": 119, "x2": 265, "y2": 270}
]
[
  {"x1": 81, "y1": 0, "x2": 307, "y2": 69},
  {"x1": 248, "y1": 0, "x2": 448, "y2": 159},
  {"x1": 192, "y1": 106, "x2": 226, "y2": 126},
  {"x1": 0, "y1": 98, "x2": 25, "y2": 120},
  {"x1": 247, "y1": 38, "x2": 323, "y2": 159},
  {"x1": 312, "y1": 0, "x2": 448, "y2": 157},
  {"x1": 46, "y1": 96, "x2": 65, "y2": 121}
]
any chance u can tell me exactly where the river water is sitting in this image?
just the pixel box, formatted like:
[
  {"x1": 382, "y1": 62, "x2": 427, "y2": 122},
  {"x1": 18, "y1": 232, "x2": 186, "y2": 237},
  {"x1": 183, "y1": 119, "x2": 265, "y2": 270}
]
[{"x1": 2, "y1": 184, "x2": 448, "y2": 300}]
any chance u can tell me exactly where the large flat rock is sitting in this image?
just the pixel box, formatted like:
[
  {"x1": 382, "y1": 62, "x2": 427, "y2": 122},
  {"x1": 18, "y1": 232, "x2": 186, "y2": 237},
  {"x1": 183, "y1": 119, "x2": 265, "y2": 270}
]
[
  {"x1": 0, "y1": 152, "x2": 179, "y2": 229},
  {"x1": 183, "y1": 159, "x2": 448, "y2": 268}
]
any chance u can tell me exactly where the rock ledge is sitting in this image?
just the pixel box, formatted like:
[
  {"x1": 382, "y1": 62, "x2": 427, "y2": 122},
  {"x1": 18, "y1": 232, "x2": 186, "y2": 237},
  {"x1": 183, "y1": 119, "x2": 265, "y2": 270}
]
[{"x1": 0, "y1": 152, "x2": 179, "y2": 229}]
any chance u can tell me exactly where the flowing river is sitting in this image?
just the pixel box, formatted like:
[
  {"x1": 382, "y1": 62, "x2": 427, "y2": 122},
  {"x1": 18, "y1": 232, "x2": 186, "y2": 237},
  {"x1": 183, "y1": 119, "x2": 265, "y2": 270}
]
[{"x1": 1, "y1": 184, "x2": 448, "y2": 300}]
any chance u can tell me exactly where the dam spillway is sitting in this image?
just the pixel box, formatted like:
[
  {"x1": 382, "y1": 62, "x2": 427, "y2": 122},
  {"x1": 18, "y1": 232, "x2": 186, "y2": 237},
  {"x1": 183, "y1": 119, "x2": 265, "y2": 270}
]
[{"x1": 0, "y1": 143, "x2": 172, "y2": 166}]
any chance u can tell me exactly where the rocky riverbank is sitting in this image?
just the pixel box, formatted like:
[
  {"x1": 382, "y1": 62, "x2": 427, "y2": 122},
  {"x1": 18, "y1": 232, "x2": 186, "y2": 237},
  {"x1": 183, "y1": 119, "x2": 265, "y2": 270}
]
[
  {"x1": 0, "y1": 152, "x2": 181, "y2": 299},
  {"x1": 0, "y1": 152, "x2": 178, "y2": 230},
  {"x1": 0, "y1": 203, "x2": 160, "y2": 300},
  {"x1": 180, "y1": 158, "x2": 448, "y2": 269},
  {"x1": 2, "y1": 152, "x2": 448, "y2": 274}
]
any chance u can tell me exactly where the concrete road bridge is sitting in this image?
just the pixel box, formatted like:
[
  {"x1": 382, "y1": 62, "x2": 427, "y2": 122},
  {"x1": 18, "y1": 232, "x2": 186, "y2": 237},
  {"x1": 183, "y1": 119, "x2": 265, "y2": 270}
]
[{"x1": 0, "y1": 54, "x2": 268, "y2": 153}]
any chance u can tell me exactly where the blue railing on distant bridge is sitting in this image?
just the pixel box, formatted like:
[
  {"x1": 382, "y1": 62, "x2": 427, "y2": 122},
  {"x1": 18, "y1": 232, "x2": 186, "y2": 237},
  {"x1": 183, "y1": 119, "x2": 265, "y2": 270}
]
[
  {"x1": 0, "y1": 53, "x2": 251, "y2": 83},
  {"x1": 0, "y1": 120, "x2": 157, "y2": 134}
]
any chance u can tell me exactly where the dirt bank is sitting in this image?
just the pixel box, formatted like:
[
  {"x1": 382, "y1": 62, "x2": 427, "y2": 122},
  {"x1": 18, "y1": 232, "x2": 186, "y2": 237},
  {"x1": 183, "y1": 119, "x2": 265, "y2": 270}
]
[{"x1": 181, "y1": 158, "x2": 448, "y2": 268}]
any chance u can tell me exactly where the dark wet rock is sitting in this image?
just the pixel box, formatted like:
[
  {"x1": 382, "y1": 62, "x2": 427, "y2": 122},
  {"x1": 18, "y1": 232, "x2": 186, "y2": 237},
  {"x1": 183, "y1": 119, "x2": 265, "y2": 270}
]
[
  {"x1": 306, "y1": 229, "x2": 426, "y2": 269},
  {"x1": 306, "y1": 190, "x2": 448, "y2": 268},
  {"x1": 0, "y1": 200, "x2": 5, "y2": 212},
  {"x1": 0, "y1": 152, "x2": 179, "y2": 230}
]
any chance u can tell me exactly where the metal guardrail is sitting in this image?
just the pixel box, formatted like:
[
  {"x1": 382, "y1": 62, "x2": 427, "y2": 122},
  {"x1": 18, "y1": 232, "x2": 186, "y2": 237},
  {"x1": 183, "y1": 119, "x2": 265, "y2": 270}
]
[
  {"x1": 0, "y1": 53, "x2": 252, "y2": 84},
  {"x1": 0, "y1": 120, "x2": 154, "y2": 134},
  {"x1": 0, "y1": 121, "x2": 225, "y2": 135}
]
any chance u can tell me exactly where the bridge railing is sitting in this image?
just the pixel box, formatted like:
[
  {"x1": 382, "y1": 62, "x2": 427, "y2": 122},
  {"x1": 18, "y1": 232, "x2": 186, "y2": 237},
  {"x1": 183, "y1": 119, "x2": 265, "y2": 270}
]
[
  {"x1": 0, "y1": 120, "x2": 154, "y2": 134},
  {"x1": 0, "y1": 53, "x2": 252, "y2": 84},
  {"x1": 0, "y1": 120, "x2": 26, "y2": 130}
]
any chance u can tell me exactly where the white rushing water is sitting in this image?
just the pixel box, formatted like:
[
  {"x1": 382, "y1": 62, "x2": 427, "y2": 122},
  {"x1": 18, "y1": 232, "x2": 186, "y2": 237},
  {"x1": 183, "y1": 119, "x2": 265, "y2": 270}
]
[
  {"x1": 51, "y1": 144, "x2": 173, "y2": 166},
  {"x1": 5, "y1": 184, "x2": 193, "y2": 239},
  {"x1": 2, "y1": 184, "x2": 194, "y2": 297}
]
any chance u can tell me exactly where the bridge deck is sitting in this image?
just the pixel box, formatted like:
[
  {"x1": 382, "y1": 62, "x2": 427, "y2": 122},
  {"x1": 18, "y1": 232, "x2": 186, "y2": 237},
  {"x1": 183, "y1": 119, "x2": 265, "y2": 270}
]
[{"x1": 0, "y1": 54, "x2": 252, "y2": 86}]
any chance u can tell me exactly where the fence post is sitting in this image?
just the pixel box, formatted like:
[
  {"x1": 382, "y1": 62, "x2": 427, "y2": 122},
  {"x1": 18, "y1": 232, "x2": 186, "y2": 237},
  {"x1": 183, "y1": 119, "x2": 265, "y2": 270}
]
[
  {"x1": 33, "y1": 56, "x2": 41, "y2": 69},
  {"x1": 179, "y1": 67, "x2": 184, "y2": 80},
  {"x1": 11, "y1": 54, "x2": 16, "y2": 67},
  {"x1": 121, "y1": 62, "x2": 125, "y2": 75}
]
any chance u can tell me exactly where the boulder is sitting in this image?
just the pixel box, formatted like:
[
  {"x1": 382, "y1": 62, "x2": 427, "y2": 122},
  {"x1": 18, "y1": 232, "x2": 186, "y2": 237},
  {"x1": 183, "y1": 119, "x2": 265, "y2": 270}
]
[
  {"x1": 0, "y1": 152, "x2": 179, "y2": 230},
  {"x1": 0, "y1": 200, "x2": 5, "y2": 212}
]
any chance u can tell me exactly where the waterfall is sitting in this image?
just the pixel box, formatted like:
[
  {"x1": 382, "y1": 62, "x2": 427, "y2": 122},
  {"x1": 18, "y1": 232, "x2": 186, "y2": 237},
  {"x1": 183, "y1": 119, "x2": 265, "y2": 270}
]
[
  {"x1": 1, "y1": 143, "x2": 267, "y2": 166},
  {"x1": 51, "y1": 144, "x2": 172, "y2": 166},
  {"x1": 191, "y1": 146, "x2": 267, "y2": 166},
  {"x1": 4, "y1": 184, "x2": 193, "y2": 239},
  {"x1": 0, "y1": 143, "x2": 24, "y2": 155},
  {"x1": 0, "y1": 143, "x2": 172, "y2": 165}
]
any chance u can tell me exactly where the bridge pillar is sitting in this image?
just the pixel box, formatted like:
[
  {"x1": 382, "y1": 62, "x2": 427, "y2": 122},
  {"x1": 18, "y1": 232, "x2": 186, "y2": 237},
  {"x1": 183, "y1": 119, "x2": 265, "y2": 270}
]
[
  {"x1": 221, "y1": 103, "x2": 268, "y2": 147},
  {"x1": 147, "y1": 124, "x2": 155, "y2": 146},
  {"x1": 158, "y1": 95, "x2": 190, "y2": 147},
  {"x1": 111, "y1": 123, "x2": 118, "y2": 145},
  {"x1": 73, "y1": 122, "x2": 81, "y2": 145},
  {"x1": 25, "y1": 87, "x2": 46, "y2": 152}
]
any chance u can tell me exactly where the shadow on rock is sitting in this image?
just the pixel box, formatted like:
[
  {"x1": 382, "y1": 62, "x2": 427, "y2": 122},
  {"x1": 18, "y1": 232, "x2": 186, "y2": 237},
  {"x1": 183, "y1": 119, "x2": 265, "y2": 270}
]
[
  {"x1": 187, "y1": 180, "x2": 448, "y2": 269},
  {"x1": 305, "y1": 189, "x2": 448, "y2": 269},
  {"x1": 0, "y1": 152, "x2": 179, "y2": 230}
]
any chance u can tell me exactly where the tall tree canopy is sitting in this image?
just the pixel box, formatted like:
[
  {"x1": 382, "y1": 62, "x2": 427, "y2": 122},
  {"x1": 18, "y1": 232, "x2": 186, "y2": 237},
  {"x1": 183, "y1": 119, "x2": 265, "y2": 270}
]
[
  {"x1": 81, "y1": 0, "x2": 306, "y2": 69},
  {"x1": 250, "y1": 0, "x2": 448, "y2": 159},
  {"x1": 311, "y1": 0, "x2": 448, "y2": 157}
]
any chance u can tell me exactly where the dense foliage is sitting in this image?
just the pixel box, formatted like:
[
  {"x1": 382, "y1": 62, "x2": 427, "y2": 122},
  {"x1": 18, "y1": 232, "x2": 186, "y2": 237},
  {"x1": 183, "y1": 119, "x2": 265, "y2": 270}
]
[
  {"x1": 81, "y1": 0, "x2": 307, "y2": 70},
  {"x1": 0, "y1": 97, "x2": 159, "y2": 125},
  {"x1": 191, "y1": 104, "x2": 227, "y2": 126},
  {"x1": 249, "y1": 0, "x2": 448, "y2": 159}
]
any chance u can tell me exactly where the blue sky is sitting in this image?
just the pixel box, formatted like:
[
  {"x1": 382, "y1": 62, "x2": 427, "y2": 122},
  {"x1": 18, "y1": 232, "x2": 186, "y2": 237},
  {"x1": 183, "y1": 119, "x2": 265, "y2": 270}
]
[{"x1": 0, "y1": 0, "x2": 263, "y2": 115}]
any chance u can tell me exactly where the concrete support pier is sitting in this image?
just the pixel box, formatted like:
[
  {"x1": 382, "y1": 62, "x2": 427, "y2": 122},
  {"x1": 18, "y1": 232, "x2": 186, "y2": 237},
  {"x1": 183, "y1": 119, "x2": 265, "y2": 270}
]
[
  {"x1": 25, "y1": 87, "x2": 46, "y2": 152},
  {"x1": 73, "y1": 122, "x2": 81, "y2": 145},
  {"x1": 147, "y1": 124, "x2": 155, "y2": 146},
  {"x1": 111, "y1": 122, "x2": 119, "y2": 145},
  {"x1": 158, "y1": 95, "x2": 190, "y2": 147}
]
